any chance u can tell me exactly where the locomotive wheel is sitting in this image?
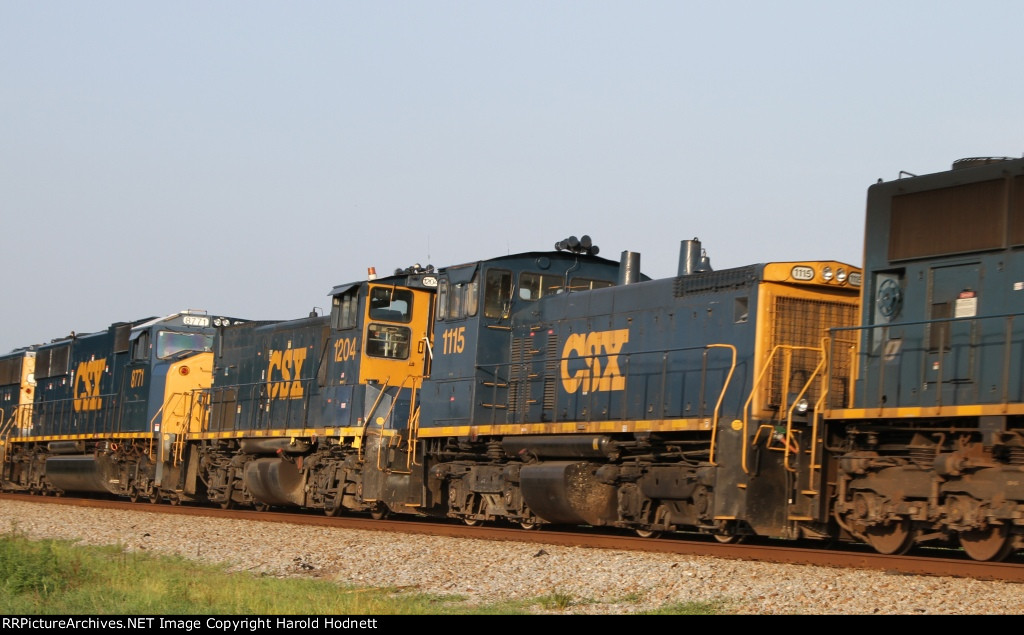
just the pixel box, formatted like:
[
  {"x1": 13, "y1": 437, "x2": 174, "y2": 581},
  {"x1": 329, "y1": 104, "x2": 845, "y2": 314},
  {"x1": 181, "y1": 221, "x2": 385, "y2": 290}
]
[
  {"x1": 220, "y1": 498, "x2": 234, "y2": 510},
  {"x1": 635, "y1": 529, "x2": 661, "y2": 538},
  {"x1": 324, "y1": 499, "x2": 342, "y2": 517},
  {"x1": 959, "y1": 525, "x2": 1014, "y2": 562},
  {"x1": 462, "y1": 518, "x2": 480, "y2": 526},
  {"x1": 369, "y1": 504, "x2": 389, "y2": 520},
  {"x1": 253, "y1": 502, "x2": 269, "y2": 512},
  {"x1": 711, "y1": 520, "x2": 745, "y2": 544},
  {"x1": 149, "y1": 490, "x2": 161, "y2": 505},
  {"x1": 519, "y1": 521, "x2": 539, "y2": 531},
  {"x1": 863, "y1": 518, "x2": 914, "y2": 555},
  {"x1": 713, "y1": 533, "x2": 744, "y2": 544}
]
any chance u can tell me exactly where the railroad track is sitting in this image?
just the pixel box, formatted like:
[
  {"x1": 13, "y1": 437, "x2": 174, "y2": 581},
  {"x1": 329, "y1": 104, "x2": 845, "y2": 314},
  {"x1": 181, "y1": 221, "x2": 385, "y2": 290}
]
[{"x1": 3, "y1": 492, "x2": 1022, "y2": 584}]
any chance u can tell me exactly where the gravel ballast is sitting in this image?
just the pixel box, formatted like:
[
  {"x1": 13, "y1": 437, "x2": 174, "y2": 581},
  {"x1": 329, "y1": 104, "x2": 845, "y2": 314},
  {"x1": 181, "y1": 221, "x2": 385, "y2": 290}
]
[{"x1": 2, "y1": 499, "x2": 1022, "y2": 615}]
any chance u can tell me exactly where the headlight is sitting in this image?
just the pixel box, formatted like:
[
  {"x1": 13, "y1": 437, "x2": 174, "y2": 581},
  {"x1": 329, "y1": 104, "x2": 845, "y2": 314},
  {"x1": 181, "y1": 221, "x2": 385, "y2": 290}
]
[
  {"x1": 796, "y1": 398, "x2": 809, "y2": 414},
  {"x1": 836, "y1": 268, "x2": 847, "y2": 283},
  {"x1": 822, "y1": 266, "x2": 833, "y2": 281}
]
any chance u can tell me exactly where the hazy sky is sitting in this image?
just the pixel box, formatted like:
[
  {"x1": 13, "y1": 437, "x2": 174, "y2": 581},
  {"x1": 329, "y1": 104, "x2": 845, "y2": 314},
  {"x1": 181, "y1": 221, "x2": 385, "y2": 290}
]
[{"x1": 2, "y1": 1, "x2": 1021, "y2": 353}]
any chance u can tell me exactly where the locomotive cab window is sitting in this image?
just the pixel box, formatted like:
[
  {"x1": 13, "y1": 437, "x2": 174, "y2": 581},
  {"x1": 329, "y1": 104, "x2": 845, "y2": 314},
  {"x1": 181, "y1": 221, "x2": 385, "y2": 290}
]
[
  {"x1": 483, "y1": 268, "x2": 514, "y2": 318},
  {"x1": 519, "y1": 272, "x2": 564, "y2": 301},
  {"x1": 568, "y1": 277, "x2": 613, "y2": 292},
  {"x1": 437, "y1": 273, "x2": 479, "y2": 321},
  {"x1": 155, "y1": 331, "x2": 213, "y2": 359},
  {"x1": 130, "y1": 331, "x2": 150, "y2": 360},
  {"x1": 368, "y1": 286, "x2": 413, "y2": 323},
  {"x1": 366, "y1": 323, "x2": 411, "y2": 359},
  {"x1": 331, "y1": 287, "x2": 360, "y2": 330}
]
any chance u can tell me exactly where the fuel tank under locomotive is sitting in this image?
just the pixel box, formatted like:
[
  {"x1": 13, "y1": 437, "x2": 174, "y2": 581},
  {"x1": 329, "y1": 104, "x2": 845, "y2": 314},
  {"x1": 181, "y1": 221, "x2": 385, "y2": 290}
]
[
  {"x1": 504, "y1": 435, "x2": 619, "y2": 525},
  {"x1": 237, "y1": 438, "x2": 315, "y2": 506},
  {"x1": 45, "y1": 450, "x2": 121, "y2": 495},
  {"x1": 243, "y1": 457, "x2": 306, "y2": 506},
  {"x1": 504, "y1": 435, "x2": 709, "y2": 527},
  {"x1": 518, "y1": 461, "x2": 617, "y2": 525}
]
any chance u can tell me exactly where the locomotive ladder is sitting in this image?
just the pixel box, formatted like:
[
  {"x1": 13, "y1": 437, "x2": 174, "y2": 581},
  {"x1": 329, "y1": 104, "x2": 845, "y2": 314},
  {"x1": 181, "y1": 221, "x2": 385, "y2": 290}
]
[
  {"x1": 0, "y1": 404, "x2": 30, "y2": 476},
  {"x1": 741, "y1": 342, "x2": 830, "y2": 522},
  {"x1": 359, "y1": 374, "x2": 426, "y2": 475}
]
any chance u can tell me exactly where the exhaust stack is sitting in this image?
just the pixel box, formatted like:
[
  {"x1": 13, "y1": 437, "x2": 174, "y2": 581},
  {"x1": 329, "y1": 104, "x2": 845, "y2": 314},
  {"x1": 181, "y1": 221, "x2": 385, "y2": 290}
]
[
  {"x1": 618, "y1": 251, "x2": 641, "y2": 285},
  {"x1": 678, "y1": 238, "x2": 713, "y2": 275}
]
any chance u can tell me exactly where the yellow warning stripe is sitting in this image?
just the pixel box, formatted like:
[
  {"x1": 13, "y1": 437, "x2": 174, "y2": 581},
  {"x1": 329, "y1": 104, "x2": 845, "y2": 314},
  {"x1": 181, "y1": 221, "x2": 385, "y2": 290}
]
[
  {"x1": 824, "y1": 403, "x2": 1024, "y2": 419},
  {"x1": 416, "y1": 418, "x2": 713, "y2": 438}
]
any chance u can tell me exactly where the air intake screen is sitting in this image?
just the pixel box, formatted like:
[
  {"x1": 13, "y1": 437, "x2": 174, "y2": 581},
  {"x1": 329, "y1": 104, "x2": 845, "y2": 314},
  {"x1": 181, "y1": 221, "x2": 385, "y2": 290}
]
[{"x1": 768, "y1": 297, "x2": 858, "y2": 409}]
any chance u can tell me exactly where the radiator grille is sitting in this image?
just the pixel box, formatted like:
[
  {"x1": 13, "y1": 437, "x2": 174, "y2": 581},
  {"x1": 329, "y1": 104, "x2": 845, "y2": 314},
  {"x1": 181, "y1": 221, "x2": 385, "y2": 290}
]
[
  {"x1": 768, "y1": 296, "x2": 858, "y2": 409},
  {"x1": 543, "y1": 332, "x2": 559, "y2": 412}
]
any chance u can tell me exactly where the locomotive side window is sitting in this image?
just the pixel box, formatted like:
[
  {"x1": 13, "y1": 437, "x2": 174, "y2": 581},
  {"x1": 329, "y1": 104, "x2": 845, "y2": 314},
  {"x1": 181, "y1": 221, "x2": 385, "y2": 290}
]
[
  {"x1": 466, "y1": 276, "x2": 479, "y2": 317},
  {"x1": 519, "y1": 272, "x2": 564, "y2": 300},
  {"x1": 437, "y1": 273, "x2": 479, "y2": 320},
  {"x1": 368, "y1": 286, "x2": 413, "y2": 323},
  {"x1": 519, "y1": 272, "x2": 607, "y2": 299},
  {"x1": 734, "y1": 297, "x2": 749, "y2": 323},
  {"x1": 450, "y1": 283, "x2": 464, "y2": 318},
  {"x1": 437, "y1": 278, "x2": 449, "y2": 320},
  {"x1": 332, "y1": 288, "x2": 359, "y2": 330},
  {"x1": 568, "y1": 277, "x2": 613, "y2": 291},
  {"x1": 366, "y1": 323, "x2": 411, "y2": 359},
  {"x1": 131, "y1": 331, "x2": 150, "y2": 360},
  {"x1": 155, "y1": 331, "x2": 213, "y2": 359},
  {"x1": 483, "y1": 268, "x2": 513, "y2": 318}
]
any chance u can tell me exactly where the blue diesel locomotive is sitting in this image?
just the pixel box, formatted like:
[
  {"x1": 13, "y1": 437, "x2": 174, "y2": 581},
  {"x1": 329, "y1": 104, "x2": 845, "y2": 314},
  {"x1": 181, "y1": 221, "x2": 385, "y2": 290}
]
[
  {"x1": 190, "y1": 265, "x2": 438, "y2": 514},
  {"x1": 418, "y1": 240, "x2": 861, "y2": 540},
  {"x1": 0, "y1": 310, "x2": 245, "y2": 502},
  {"x1": 4, "y1": 155, "x2": 1024, "y2": 564},
  {"x1": 826, "y1": 156, "x2": 1024, "y2": 560}
]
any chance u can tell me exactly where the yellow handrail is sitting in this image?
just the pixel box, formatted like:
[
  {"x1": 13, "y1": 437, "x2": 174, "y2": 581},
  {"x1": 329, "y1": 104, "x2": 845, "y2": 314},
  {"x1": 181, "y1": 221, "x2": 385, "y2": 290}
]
[
  {"x1": 740, "y1": 344, "x2": 825, "y2": 474},
  {"x1": 358, "y1": 377, "x2": 392, "y2": 461},
  {"x1": 147, "y1": 400, "x2": 167, "y2": 462},
  {"x1": 780, "y1": 345, "x2": 828, "y2": 474},
  {"x1": 374, "y1": 375, "x2": 425, "y2": 475},
  {"x1": 706, "y1": 344, "x2": 737, "y2": 466}
]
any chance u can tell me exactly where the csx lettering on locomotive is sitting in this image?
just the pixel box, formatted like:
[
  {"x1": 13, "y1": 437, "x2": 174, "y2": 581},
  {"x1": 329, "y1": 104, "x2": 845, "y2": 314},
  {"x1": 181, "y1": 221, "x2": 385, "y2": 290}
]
[
  {"x1": 73, "y1": 359, "x2": 105, "y2": 411},
  {"x1": 267, "y1": 348, "x2": 307, "y2": 399},
  {"x1": 560, "y1": 328, "x2": 629, "y2": 393}
]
